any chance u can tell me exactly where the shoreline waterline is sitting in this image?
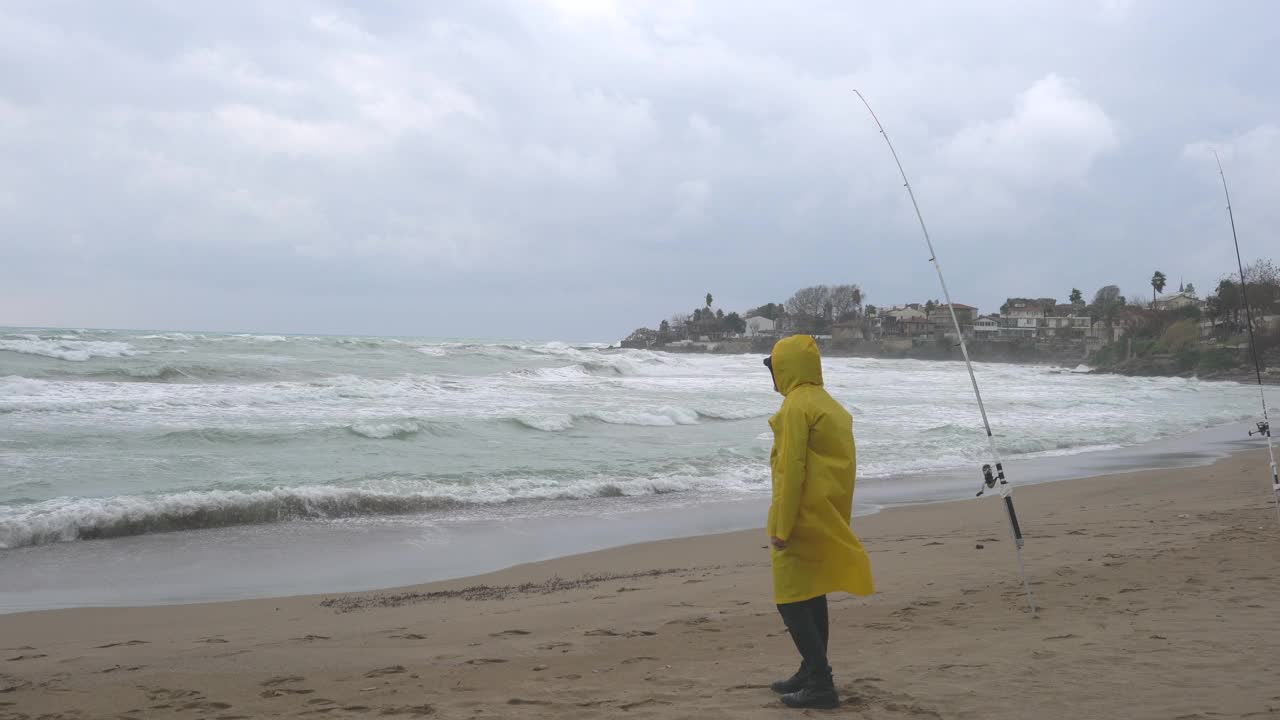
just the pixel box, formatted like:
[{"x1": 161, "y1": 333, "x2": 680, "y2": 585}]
[{"x1": 0, "y1": 421, "x2": 1264, "y2": 614}]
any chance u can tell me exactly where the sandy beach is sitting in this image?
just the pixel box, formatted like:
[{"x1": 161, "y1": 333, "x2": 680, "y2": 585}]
[{"x1": 3, "y1": 448, "x2": 1278, "y2": 720}]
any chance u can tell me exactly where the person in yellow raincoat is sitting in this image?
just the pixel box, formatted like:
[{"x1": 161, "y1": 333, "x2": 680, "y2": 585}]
[{"x1": 763, "y1": 335, "x2": 874, "y2": 710}]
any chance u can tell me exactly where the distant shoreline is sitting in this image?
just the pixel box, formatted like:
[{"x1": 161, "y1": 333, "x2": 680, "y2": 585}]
[{"x1": 620, "y1": 339, "x2": 1278, "y2": 384}]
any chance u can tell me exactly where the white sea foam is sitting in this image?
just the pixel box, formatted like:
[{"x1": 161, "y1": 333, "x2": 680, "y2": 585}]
[
  {"x1": 0, "y1": 337, "x2": 140, "y2": 362},
  {"x1": 0, "y1": 461, "x2": 771, "y2": 549},
  {"x1": 584, "y1": 406, "x2": 701, "y2": 427},
  {"x1": 513, "y1": 415, "x2": 576, "y2": 432},
  {"x1": 348, "y1": 420, "x2": 424, "y2": 439},
  {"x1": 2, "y1": 331, "x2": 1272, "y2": 552}
]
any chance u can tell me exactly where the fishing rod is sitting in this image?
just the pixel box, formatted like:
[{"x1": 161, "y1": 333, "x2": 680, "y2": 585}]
[
  {"x1": 854, "y1": 90, "x2": 1036, "y2": 614},
  {"x1": 1213, "y1": 151, "x2": 1279, "y2": 522}
]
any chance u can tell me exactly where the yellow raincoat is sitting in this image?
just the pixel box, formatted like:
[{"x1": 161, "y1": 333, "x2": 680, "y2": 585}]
[{"x1": 767, "y1": 335, "x2": 875, "y2": 605}]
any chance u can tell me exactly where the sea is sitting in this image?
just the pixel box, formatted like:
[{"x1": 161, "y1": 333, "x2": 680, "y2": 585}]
[{"x1": 0, "y1": 327, "x2": 1271, "y2": 611}]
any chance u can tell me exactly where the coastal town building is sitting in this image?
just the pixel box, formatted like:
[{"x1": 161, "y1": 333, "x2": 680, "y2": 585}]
[
  {"x1": 927, "y1": 304, "x2": 979, "y2": 338},
  {"x1": 974, "y1": 315, "x2": 1001, "y2": 336},
  {"x1": 884, "y1": 306, "x2": 927, "y2": 322},
  {"x1": 831, "y1": 320, "x2": 863, "y2": 343},
  {"x1": 1153, "y1": 290, "x2": 1199, "y2": 311},
  {"x1": 744, "y1": 316, "x2": 776, "y2": 337}
]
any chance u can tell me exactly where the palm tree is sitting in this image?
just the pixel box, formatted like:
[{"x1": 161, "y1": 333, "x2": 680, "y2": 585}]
[{"x1": 1151, "y1": 271, "x2": 1167, "y2": 307}]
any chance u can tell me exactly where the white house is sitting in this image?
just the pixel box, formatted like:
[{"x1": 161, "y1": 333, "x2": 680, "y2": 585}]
[
  {"x1": 973, "y1": 315, "x2": 1001, "y2": 336},
  {"x1": 1042, "y1": 315, "x2": 1092, "y2": 335},
  {"x1": 885, "y1": 306, "x2": 927, "y2": 322},
  {"x1": 1154, "y1": 291, "x2": 1199, "y2": 311},
  {"x1": 744, "y1": 316, "x2": 776, "y2": 337}
]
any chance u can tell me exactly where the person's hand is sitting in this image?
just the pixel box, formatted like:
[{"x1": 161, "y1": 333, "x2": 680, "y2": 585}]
[{"x1": 770, "y1": 536, "x2": 787, "y2": 550}]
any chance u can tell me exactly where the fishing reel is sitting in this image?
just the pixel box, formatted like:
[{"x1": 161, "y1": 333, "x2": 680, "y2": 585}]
[
  {"x1": 976, "y1": 462, "x2": 1005, "y2": 498},
  {"x1": 1250, "y1": 421, "x2": 1270, "y2": 438}
]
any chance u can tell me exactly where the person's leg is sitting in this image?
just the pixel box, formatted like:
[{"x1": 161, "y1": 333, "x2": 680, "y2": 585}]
[
  {"x1": 768, "y1": 599, "x2": 808, "y2": 696},
  {"x1": 811, "y1": 594, "x2": 829, "y2": 655},
  {"x1": 776, "y1": 596, "x2": 838, "y2": 709},
  {"x1": 776, "y1": 599, "x2": 829, "y2": 676}
]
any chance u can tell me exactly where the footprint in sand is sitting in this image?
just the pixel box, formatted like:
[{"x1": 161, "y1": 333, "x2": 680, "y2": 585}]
[
  {"x1": 365, "y1": 666, "x2": 407, "y2": 677},
  {"x1": 260, "y1": 687, "x2": 314, "y2": 698},
  {"x1": 292, "y1": 634, "x2": 332, "y2": 642},
  {"x1": 622, "y1": 657, "x2": 659, "y2": 665},
  {"x1": 376, "y1": 704, "x2": 436, "y2": 716},
  {"x1": 143, "y1": 688, "x2": 201, "y2": 702},
  {"x1": 489, "y1": 630, "x2": 531, "y2": 638},
  {"x1": 390, "y1": 633, "x2": 429, "y2": 640},
  {"x1": 508, "y1": 698, "x2": 553, "y2": 706},
  {"x1": 180, "y1": 700, "x2": 232, "y2": 712},
  {"x1": 260, "y1": 675, "x2": 306, "y2": 687},
  {"x1": 464, "y1": 658, "x2": 508, "y2": 665},
  {"x1": 195, "y1": 637, "x2": 229, "y2": 644},
  {"x1": 536, "y1": 641, "x2": 572, "y2": 651},
  {"x1": 620, "y1": 698, "x2": 669, "y2": 711},
  {"x1": 585, "y1": 629, "x2": 657, "y2": 638},
  {"x1": 665, "y1": 616, "x2": 711, "y2": 626},
  {"x1": 5, "y1": 654, "x2": 48, "y2": 662},
  {"x1": 95, "y1": 640, "x2": 149, "y2": 649},
  {"x1": 0, "y1": 679, "x2": 33, "y2": 693}
]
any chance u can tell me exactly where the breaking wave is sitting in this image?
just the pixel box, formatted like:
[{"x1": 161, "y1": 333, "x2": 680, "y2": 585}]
[
  {"x1": 0, "y1": 336, "x2": 141, "y2": 362},
  {"x1": 511, "y1": 415, "x2": 576, "y2": 432},
  {"x1": 346, "y1": 420, "x2": 446, "y2": 439},
  {"x1": 0, "y1": 488, "x2": 463, "y2": 549},
  {"x1": 0, "y1": 463, "x2": 770, "y2": 549}
]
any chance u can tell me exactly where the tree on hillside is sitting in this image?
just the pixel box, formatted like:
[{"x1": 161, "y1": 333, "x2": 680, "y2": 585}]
[
  {"x1": 722, "y1": 312, "x2": 746, "y2": 336},
  {"x1": 1090, "y1": 285, "x2": 1126, "y2": 341},
  {"x1": 748, "y1": 303, "x2": 785, "y2": 321},
  {"x1": 624, "y1": 328, "x2": 658, "y2": 347},
  {"x1": 1246, "y1": 258, "x2": 1280, "y2": 285},
  {"x1": 829, "y1": 284, "x2": 865, "y2": 321},
  {"x1": 1151, "y1": 271, "x2": 1167, "y2": 306},
  {"x1": 1210, "y1": 278, "x2": 1240, "y2": 326},
  {"x1": 705, "y1": 293, "x2": 713, "y2": 309},
  {"x1": 785, "y1": 286, "x2": 833, "y2": 333},
  {"x1": 786, "y1": 285, "x2": 830, "y2": 318}
]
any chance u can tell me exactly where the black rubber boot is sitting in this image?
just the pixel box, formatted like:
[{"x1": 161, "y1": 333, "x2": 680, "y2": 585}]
[
  {"x1": 770, "y1": 663, "x2": 808, "y2": 694},
  {"x1": 781, "y1": 668, "x2": 839, "y2": 710}
]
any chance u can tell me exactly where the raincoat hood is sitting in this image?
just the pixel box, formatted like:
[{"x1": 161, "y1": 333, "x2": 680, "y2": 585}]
[{"x1": 769, "y1": 335, "x2": 824, "y2": 396}]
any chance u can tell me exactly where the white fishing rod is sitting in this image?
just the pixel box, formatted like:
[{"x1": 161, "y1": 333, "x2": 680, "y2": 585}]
[
  {"x1": 854, "y1": 90, "x2": 1036, "y2": 613},
  {"x1": 1213, "y1": 151, "x2": 1279, "y2": 523}
]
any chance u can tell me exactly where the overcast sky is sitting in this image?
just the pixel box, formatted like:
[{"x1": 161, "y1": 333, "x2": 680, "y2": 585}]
[{"x1": 2, "y1": 1, "x2": 1277, "y2": 340}]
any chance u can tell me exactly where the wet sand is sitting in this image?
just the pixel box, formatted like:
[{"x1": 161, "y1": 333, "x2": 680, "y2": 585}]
[{"x1": 3, "y1": 448, "x2": 1279, "y2": 719}]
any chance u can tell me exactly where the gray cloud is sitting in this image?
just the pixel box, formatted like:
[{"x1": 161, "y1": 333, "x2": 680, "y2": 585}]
[{"x1": 1, "y1": 1, "x2": 1277, "y2": 339}]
